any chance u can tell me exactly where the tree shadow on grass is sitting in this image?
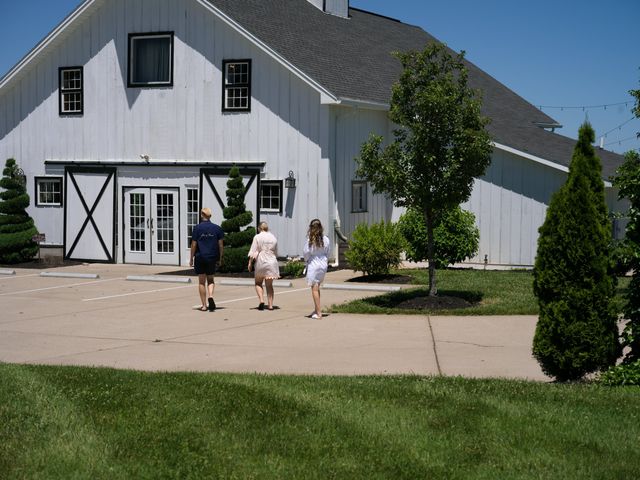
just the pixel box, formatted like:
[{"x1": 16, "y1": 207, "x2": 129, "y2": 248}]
[{"x1": 363, "y1": 288, "x2": 483, "y2": 311}]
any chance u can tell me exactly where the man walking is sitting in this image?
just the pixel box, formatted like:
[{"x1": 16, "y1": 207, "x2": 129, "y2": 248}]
[{"x1": 190, "y1": 208, "x2": 224, "y2": 311}]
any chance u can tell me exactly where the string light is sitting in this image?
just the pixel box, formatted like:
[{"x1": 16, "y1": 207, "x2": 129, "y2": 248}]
[
  {"x1": 600, "y1": 116, "x2": 638, "y2": 138},
  {"x1": 538, "y1": 101, "x2": 631, "y2": 110},
  {"x1": 604, "y1": 135, "x2": 638, "y2": 147}
]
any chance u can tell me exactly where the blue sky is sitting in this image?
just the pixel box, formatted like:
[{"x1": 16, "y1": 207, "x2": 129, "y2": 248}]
[{"x1": 1, "y1": 0, "x2": 638, "y2": 154}]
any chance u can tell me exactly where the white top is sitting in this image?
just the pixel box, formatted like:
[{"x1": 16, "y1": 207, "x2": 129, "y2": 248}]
[{"x1": 303, "y1": 235, "x2": 330, "y2": 285}]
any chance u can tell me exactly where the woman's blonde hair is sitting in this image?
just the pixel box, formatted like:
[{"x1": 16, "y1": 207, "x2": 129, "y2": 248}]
[
  {"x1": 308, "y1": 219, "x2": 324, "y2": 248},
  {"x1": 258, "y1": 221, "x2": 269, "y2": 232}
]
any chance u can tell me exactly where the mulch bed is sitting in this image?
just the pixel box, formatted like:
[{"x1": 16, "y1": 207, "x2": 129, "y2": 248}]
[
  {"x1": 346, "y1": 274, "x2": 414, "y2": 284},
  {"x1": 394, "y1": 294, "x2": 474, "y2": 310}
]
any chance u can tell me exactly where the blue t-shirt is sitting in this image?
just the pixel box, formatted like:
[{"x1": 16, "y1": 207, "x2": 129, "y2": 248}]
[{"x1": 192, "y1": 221, "x2": 224, "y2": 260}]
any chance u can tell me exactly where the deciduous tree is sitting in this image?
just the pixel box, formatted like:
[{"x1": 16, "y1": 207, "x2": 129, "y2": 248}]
[{"x1": 355, "y1": 42, "x2": 492, "y2": 295}]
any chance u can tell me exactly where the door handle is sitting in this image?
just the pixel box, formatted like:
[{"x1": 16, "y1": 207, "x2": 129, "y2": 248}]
[{"x1": 150, "y1": 218, "x2": 154, "y2": 235}]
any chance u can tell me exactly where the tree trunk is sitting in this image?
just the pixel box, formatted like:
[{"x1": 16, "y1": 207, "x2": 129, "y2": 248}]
[{"x1": 424, "y1": 209, "x2": 437, "y2": 296}]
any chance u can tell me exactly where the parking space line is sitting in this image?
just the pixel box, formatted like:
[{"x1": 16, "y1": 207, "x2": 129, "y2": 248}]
[
  {"x1": 83, "y1": 284, "x2": 192, "y2": 301},
  {"x1": 0, "y1": 277, "x2": 125, "y2": 296},
  {"x1": 0, "y1": 273, "x2": 40, "y2": 281}
]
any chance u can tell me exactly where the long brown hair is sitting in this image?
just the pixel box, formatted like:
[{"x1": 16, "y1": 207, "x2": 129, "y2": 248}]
[{"x1": 307, "y1": 219, "x2": 324, "y2": 248}]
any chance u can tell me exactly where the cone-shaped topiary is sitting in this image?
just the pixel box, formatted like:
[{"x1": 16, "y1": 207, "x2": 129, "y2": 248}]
[
  {"x1": 0, "y1": 158, "x2": 39, "y2": 264},
  {"x1": 219, "y1": 166, "x2": 255, "y2": 272},
  {"x1": 532, "y1": 123, "x2": 620, "y2": 381}
]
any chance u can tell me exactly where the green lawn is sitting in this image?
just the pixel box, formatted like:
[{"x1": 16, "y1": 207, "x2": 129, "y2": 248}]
[
  {"x1": 330, "y1": 269, "x2": 631, "y2": 315},
  {"x1": 1, "y1": 364, "x2": 639, "y2": 479}
]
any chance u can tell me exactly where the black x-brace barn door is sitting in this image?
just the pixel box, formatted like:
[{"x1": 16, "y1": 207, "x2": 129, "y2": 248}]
[{"x1": 64, "y1": 167, "x2": 117, "y2": 263}]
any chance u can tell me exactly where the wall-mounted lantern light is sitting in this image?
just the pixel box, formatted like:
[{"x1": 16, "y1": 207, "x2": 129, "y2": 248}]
[{"x1": 285, "y1": 170, "x2": 296, "y2": 189}]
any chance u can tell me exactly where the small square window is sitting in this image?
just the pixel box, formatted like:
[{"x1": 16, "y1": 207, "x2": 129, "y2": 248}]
[
  {"x1": 352, "y1": 181, "x2": 368, "y2": 213},
  {"x1": 260, "y1": 181, "x2": 282, "y2": 213},
  {"x1": 59, "y1": 67, "x2": 83, "y2": 115},
  {"x1": 128, "y1": 32, "x2": 174, "y2": 87},
  {"x1": 222, "y1": 60, "x2": 251, "y2": 112},
  {"x1": 36, "y1": 177, "x2": 63, "y2": 206}
]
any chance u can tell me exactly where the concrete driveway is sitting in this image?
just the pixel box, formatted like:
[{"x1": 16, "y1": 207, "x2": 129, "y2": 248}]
[{"x1": 0, "y1": 264, "x2": 548, "y2": 381}]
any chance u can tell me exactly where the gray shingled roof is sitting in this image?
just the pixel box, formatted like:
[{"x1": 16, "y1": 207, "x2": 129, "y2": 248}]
[{"x1": 207, "y1": 0, "x2": 624, "y2": 179}]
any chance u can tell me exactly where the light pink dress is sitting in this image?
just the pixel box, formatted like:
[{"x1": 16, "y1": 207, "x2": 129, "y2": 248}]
[{"x1": 248, "y1": 231, "x2": 280, "y2": 279}]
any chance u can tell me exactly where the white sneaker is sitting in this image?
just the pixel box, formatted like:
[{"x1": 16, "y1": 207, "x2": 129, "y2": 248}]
[{"x1": 311, "y1": 313, "x2": 321, "y2": 319}]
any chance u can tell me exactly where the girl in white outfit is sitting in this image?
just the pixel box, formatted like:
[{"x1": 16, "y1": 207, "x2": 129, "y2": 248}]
[
  {"x1": 303, "y1": 219, "x2": 330, "y2": 319},
  {"x1": 248, "y1": 222, "x2": 280, "y2": 310}
]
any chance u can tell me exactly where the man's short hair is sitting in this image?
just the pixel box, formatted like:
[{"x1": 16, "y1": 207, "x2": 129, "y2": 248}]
[{"x1": 201, "y1": 208, "x2": 212, "y2": 219}]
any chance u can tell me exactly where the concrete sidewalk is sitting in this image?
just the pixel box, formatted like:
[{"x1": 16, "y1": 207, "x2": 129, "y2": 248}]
[{"x1": 0, "y1": 264, "x2": 549, "y2": 381}]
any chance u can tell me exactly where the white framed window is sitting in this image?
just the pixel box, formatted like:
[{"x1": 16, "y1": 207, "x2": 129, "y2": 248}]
[
  {"x1": 35, "y1": 177, "x2": 63, "y2": 206},
  {"x1": 260, "y1": 181, "x2": 282, "y2": 213},
  {"x1": 128, "y1": 32, "x2": 174, "y2": 87},
  {"x1": 59, "y1": 67, "x2": 83, "y2": 115},
  {"x1": 186, "y1": 187, "x2": 199, "y2": 245},
  {"x1": 352, "y1": 181, "x2": 368, "y2": 213},
  {"x1": 222, "y1": 60, "x2": 251, "y2": 111}
]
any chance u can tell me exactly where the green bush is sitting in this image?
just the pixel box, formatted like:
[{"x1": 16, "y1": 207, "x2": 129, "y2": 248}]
[
  {"x1": 218, "y1": 245, "x2": 250, "y2": 274},
  {"x1": 345, "y1": 221, "x2": 406, "y2": 276},
  {"x1": 398, "y1": 206, "x2": 479, "y2": 268},
  {"x1": 533, "y1": 123, "x2": 620, "y2": 382},
  {"x1": 0, "y1": 158, "x2": 39, "y2": 264},
  {"x1": 598, "y1": 360, "x2": 640, "y2": 386},
  {"x1": 283, "y1": 258, "x2": 305, "y2": 277}
]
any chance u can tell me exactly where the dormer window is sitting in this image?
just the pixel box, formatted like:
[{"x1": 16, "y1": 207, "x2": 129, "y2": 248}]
[
  {"x1": 59, "y1": 67, "x2": 83, "y2": 115},
  {"x1": 128, "y1": 32, "x2": 174, "y2": 87},
  {"x1": 222, "y1": 60, "x2": 251, "y2": 112}
]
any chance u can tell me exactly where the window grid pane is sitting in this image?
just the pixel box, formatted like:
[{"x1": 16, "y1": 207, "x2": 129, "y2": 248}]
[
  {"x1": 260, "y1": 183, "x2": 281, "y2": 211},
  {"x1": 129, "y1": 193, "x2": 146, "y2": 252},
  {"x1": 156, "y1": 193, "x2": 174, "y2": 253},
  {"x1": 60, "y1": 68, "x2": 82, "y2": 114},
  {"x1": 224, "y1": 61, "x2": 250, "y2": 111},
  {"x1": 187, "y1": 188, "x2": 198, "y2": 245},
  {"x1": 38, "y1": 179, "x2": 62, "y2": 205}
]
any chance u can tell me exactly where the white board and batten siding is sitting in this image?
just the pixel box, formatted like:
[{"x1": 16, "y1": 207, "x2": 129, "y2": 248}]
[{"x1": 0, "y1": 0, "x2": 332, "y2": 263}]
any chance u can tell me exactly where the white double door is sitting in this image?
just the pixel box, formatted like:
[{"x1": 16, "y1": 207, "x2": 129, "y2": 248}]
[{"x1": 124, "y1": 187, "x2": 180, "y2": 265}]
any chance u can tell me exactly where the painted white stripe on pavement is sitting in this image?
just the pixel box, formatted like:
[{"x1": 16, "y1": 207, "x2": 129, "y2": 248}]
[
  {"x1": 83, "y1": 284, "x2": 192, "y2": 302},
  {"x1": 0, "y1": 277, "x2": 125, "y2": 296}
]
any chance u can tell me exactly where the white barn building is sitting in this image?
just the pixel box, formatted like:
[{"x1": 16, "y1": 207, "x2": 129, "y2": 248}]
[{"x1": 0, "y1": 0, "x2": 625, "y2": 266}]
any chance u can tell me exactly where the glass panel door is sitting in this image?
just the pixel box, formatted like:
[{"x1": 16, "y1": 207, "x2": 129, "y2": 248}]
[
  {"x1": 151, "y1": 189, "x2": 179, "y2": 265},
  {"x1": 124, "y1": 188, "x2": 151, "y2": 264}
]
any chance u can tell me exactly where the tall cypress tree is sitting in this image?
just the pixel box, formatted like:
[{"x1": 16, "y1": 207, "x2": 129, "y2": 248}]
[
  {"x1": 533, "y1": 123, "x2": 620, "y2": 381},
  {"x1": 0, "y1": 158, "x2": 39, "y2": 264},
  {"x1": 219, "y1": 165, "x2": 255, "y2": 272}
]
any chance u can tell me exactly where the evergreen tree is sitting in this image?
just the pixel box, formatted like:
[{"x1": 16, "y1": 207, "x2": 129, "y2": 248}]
[
  {"x1": 0, "y1": 158, "x2": 39, "y2": 264},
  {"x1": 613, "y1": 150, "x2": 640, "y2": 363},
  {"x1": 219, "y1": 166, "x2": 255, "y2": 272},
  {"x1": 532, "y1": 123, "x2": 620, "y2": 381}
]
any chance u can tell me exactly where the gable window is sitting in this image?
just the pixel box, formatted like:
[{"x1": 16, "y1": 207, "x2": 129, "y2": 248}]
[
  {"x1": 222, "y1": 60, "x2": 251, "y2": 112},
  {"x1": 260, "y1": 181, "x2": 282, "y2": 213},
  {"x1": 35, "y1": 177, "x2": 63, "y2": 206},
  {"x1": 186, "y1": 187, "x2": 199, "y2": 245},
  {"x1": 59, "y1": 67, "x2": 83, "y2": 115},
  {"x1": 128, "y1": 32, "x2": 174, "y2": 87},
  {"x1": 352, "y1": 181, "x2": 368, "y2": 213}
]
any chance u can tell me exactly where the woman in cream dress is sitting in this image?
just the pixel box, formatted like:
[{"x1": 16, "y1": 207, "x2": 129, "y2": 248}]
[
  {"x1": 248, "y1": 222, "x2": 280, "y2": 310},
  {"x1": 303, "y1": 219, "x2": 330, "y2": 319}
]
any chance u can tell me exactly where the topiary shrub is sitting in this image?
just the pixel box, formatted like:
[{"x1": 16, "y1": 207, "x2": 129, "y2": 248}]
[
  {"x1": 0, "y1": 158, "x2": 39, "y2": 264},
  {"x1": 398, "y1": 206, "x2": 479, "y2": 268},
  {"x1": 345, "y1": 220, "x2": 406, "y2": 276},
  {"x1": 219, "y1": 166, "x2": 255, "y2": 273},
  {"x1": 533, "y1": 123, "x2": 620, "y2": 382}
]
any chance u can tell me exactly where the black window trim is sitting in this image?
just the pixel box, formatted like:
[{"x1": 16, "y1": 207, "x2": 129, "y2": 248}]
[
  {"x1": 222, "y1": 59, "x2": 252, "y2": 112},
  {"x1": 127, "y1": 31, "x2": 175, "y2": 88},
  {"x1": 351, "y1": 180, "x2": 368, "y2": 213},
  {"x1": 259, "y1": 180, "x2": 283, "y2": 214},
  {"x1": 58, "y1": 66, "x2": 84, "y2": 116},
  {"x1": 35, "y1": 176, "x2": 64, "y2": 207}
]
